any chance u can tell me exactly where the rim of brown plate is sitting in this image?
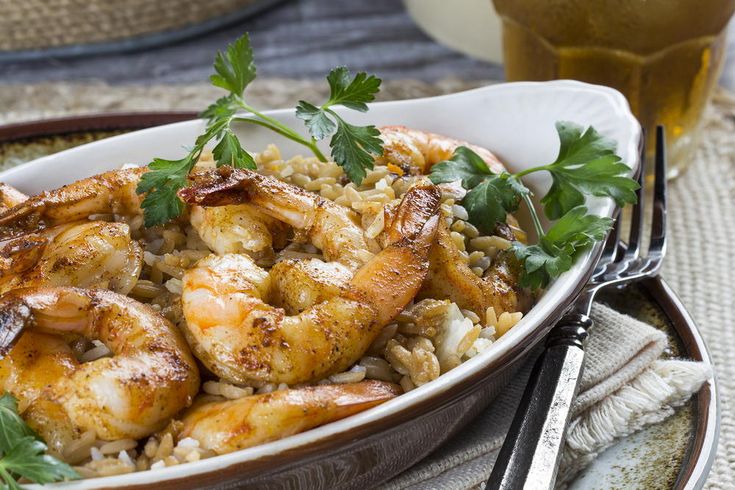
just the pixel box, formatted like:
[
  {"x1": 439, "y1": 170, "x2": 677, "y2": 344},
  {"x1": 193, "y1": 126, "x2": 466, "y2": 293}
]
[
  {"x1": 643, "y1": 278, "x2": 719, "y2": 490},
  {"x1": 0, "y1": 113, "x2": 717, "y2": 489},
  {"x1": 0, "y1": 112, "x2": 198, "y2": 140}
]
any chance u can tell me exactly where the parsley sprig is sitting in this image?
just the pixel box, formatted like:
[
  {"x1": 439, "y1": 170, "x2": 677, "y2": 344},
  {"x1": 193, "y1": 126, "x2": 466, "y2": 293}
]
[
  {"x1": 430, "y1": 121, "x2": 638, "y2": 288},
  {"x1": 512, "y1": 206, "x2": 613, "y2": 289},
  {"x1": 296, "y1": 67, "x2": 383, "y2": 183},
  {"x1": 0, "y1": 393, "x2": 78, "y2": 489},
  {"x1": 137, "y1": 33, "x2": 383, "y2": 227}
]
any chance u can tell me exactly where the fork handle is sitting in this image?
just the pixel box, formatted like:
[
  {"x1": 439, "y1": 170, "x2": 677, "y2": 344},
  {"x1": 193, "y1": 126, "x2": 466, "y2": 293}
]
[{"x1": 486, "y1": 313, "x2": 593, "y2": 490}]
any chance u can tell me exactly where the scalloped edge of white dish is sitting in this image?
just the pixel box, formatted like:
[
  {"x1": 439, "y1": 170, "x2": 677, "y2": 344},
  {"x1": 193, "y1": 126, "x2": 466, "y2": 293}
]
[{"x1": 2, "y1": 80, "x2": 641, "y2": 489}]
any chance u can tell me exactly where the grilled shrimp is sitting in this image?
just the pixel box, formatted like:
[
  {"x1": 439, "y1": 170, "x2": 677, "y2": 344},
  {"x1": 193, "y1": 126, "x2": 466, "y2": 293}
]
[
  {"x1": 180, "y1": 174, "x2": 441, "y2": 385},
  {"x1": 0, "y1": 287, "x2": 200, "y2": 451},
  {"x1": 419, "y1": 219, "x2": 529, "y2": 317},
  {"x1": 373, "y1": 127, "x2": 528, "y2": 317},
  {"x1": 0, "y1": 233, "x2": 48, "y2": 276},
  {"x1": 269, "y1": 258, "x2": 352, "y2": 314},
  {"x1": 0, "y1": 332, "x2": 80, "y2": 451},
  {"x1": 0, "y1": 167, "x2": 145, "y2": 240},
  {"x1": 376, "y1": 125, "x2": 506, "y2": 175},
  {"x1": 0, "y1": 183, "x2": 27, "y2": 213},
  {"x1": 182, "y1": 168, "x2": 371, "y2": 271},
  {"x1": 180, "y1": 380, "x2": 400, "y2": 454},
  {"x1": 0, "y1": 221, "x2": 143, "y2": 295},
  {"x1": 189, "y1": 203, "x2": 290, "y2": 260}
]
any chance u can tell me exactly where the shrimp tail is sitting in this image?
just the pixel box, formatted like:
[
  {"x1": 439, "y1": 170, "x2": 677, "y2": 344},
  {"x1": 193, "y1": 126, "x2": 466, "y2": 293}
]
[
  {"x1": 0, "y1": 204, "x2": 44, "y2": 240},
  {"x1": 0, "y1": 294, "x2": 31, "y2": 357},
  {"x1": 384, "y1": 185, "x2": 441, "y2": 247},
  {"x1": 0, "y1": 183, "x2": 28, "y2": 213},
  {"x1": 0, "y1": 234, "x2": 48, "y2": 277},
  {"x1": 178, "y1": 166, "x2": 252, "y2": 207}
]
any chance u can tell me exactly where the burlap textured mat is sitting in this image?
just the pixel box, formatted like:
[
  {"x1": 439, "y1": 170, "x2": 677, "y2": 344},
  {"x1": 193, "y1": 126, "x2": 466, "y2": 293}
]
[{"x1": 0, "y1": 0, "x2": 261, "y2": 53}]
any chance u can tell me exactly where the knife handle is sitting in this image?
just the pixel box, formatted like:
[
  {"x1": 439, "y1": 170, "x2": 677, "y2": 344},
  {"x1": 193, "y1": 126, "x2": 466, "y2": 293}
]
[{"x1": 486, "y1": 313, "x2": 593, "y2": 490}]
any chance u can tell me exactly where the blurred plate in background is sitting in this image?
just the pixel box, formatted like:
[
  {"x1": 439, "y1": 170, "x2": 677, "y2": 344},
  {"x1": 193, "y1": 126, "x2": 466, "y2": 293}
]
[{"x1": 0, "y1": 0, "x2": 286, "y2": 62}]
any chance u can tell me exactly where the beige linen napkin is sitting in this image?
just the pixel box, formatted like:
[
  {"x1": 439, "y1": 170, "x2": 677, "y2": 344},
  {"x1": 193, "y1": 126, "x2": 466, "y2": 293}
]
[{"x1": 382, "y1": 303, "x2": 711, "y2": 489}]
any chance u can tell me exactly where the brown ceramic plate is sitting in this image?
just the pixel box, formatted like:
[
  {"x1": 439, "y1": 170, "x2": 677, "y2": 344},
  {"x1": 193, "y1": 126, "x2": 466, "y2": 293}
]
[
  {"x1": 0, "y1": 86, "x2": 712, "y2": 489},
  {"x1": 570, "y1": 280, "x2": 718, "y2": 489}
]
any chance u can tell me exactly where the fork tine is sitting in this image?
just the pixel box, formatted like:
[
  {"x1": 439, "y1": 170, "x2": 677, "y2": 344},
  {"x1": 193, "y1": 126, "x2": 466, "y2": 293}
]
[
  {"x1": 646, "y1": 126, "x2": 667, "y2": 273},
  {"x1": 594, "y1": 210, "x2": 622, "y2": 280},
  {"x1": 624, "y1": 130, "x2": 647, "y2": 261},
  {"x1": 608, "y1": 209, "x2": 623, "y2": 262}
]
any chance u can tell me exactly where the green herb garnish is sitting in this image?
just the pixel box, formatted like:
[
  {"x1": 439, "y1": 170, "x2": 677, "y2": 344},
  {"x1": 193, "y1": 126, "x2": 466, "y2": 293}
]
[
  {"x1": 533, "y1": 122, "x2": 639, "y2": 219},
  {"x1": 0, "y1": 393, "x2": 78, "y2": 489},
  {"x1": 296, "y1": 67, "x2": 383, "y2": 183},
  {"x1": 430, "y1": 146, "x2": 525, "y2": 234},
  {"x1": 430, "y1": 121, "x2": 637, "y2": 288},
  {"x1": 137, "y1": 33, "x2": 383, "y2": 227},
  {"x1": 511, "y1": 206, "x2": 613, "y2": 289}
]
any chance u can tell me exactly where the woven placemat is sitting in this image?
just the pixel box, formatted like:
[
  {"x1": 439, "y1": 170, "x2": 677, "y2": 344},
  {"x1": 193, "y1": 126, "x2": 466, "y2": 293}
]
[
  {"x1": 0, "y1": 81, "x2": 733, "y2": 488},
  {"x1": 0, "y1": 80, "x2": 483, "y2": 124},
  {"x1": 0, "y1": 0, "x2": 276, "y2": 61}
]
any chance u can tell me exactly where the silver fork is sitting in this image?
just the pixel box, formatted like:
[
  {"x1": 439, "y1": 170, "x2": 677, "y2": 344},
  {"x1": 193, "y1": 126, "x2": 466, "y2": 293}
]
[{"x1": 486, "y1": 126, "x2": 667, "y2": 490}]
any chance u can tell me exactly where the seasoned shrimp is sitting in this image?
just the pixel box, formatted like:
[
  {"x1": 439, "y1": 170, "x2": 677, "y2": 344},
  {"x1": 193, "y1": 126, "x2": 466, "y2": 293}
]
[
  {"x1": 180, "y1": 380, "x2": 400, "y2": 455},
  {"x1": 0, "y1": 287, "x2": 200, "y2": 451},
  {"x1": 190, "y1": 203, "x2": 290, "y2": 259},
  {"x1": 0, "y1": 233, "x2": 48, "y2": 276},
  {"x1": 269, "y1": 258, "x2": 352, "y2": 314},
  {"x1": 376, "y1": 125, "x2": 506, "y2": 175},
  {"x1": 373, "y1": 127, "x2": 529, "y2": 317},
  {"x1": 182, "y1": 168, "x2": 370, "y2": 271},
  {"x1": 419, "y1": 219, "x2": 529, "y2": 317},
  {"x1": 180, "y1": 174, "x2": 441, "y2": 385},
  {"x1": 0, "y1": 332, "x2": 80, "y2": 451},
  {"x1": 0, "y1": 221, "x2": 143, "y2": 295},
  {"x1": 0, "y1": 167, "x2": 145, "y2": 240},
  {"x1": 0, "y1": 183, "x2": 27, "y2": 213}
]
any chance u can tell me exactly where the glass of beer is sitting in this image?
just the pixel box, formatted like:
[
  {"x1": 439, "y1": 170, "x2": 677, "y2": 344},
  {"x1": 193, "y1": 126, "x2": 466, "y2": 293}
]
[{"x1": 492, "y1": 0, "x2": 735, "y2": 177}]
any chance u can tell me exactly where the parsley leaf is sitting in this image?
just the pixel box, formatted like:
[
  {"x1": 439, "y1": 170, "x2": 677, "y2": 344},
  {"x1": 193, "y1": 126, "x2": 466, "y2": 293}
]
[
  {"x1": 512, "y1": 206, "x2": 612, "y2": 288},
  {"x1": 512, "y1": 244, "x2": 573, "y2": 290},
  {"x1": 210, "y1": 33, "x2": 256, "y2": 96},
  {"x1": 213, "y1": 130, "x2": 255, "y2": 169},
  {"x1": 0, "y1": 393, "x2": 78, "y2": 489},
  {"x1": 542, "y1": 205, "x2": 613, "y2": 250},
  {"x1": 540, "y1": 122, "x2": 639, "y2": 219},
  {"x1": 429, "y1": 146, "x2": 495, "y2": 189},
  {"x1": 430, "y1": 146, "x2": 526, "y2": 234},
  {"x1": 295, "y1": 101, "x2": 335, "y2": 141},
  {"x1": 325, "y1": 67, "x2": 382, "y2": 111},
  {"x1": 0, "y1": 395, "x2": 35, "y2": 451},
  {"x1": 200, "y1": 95, "x2": 238, "y2": 124},
  {"x1": 463, "y1": 177, "x2": 522, "y2": 235},
  {"x1": 137, "y1": 156, "x2": 194, "y2": 227},
  {"x1": 330, "y1": 120, "x2": 382, "y2": 183},
  {"x1": 0, "y1": 438, "x2": 78, "y2": 488},
  {"x1": 296, "y1": 66, "x2": 383, "y2": 184},
  {"x1": 296, "y1": 67, "x2": 382, "y2": 139}
]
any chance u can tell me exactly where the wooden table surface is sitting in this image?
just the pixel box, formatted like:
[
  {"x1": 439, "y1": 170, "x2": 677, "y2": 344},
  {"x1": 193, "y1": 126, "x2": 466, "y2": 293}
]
[{"x1": 1, "y1": 0, "x2": 733, "y2": 90}]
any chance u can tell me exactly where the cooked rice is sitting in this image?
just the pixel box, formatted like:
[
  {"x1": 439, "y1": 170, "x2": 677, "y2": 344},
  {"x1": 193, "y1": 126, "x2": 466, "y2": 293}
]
[
  {"x1": 62, "y1": 144, "x2": 525, "y2": 477},
  {"x1": 202, "y1": 380, "x2": 254, "y2": 399}
]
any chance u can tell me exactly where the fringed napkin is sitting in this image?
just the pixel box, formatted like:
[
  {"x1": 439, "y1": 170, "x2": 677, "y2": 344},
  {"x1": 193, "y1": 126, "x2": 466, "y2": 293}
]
[{"x1": 383, "y1": 303, "x2": 711, "y2": 489}]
